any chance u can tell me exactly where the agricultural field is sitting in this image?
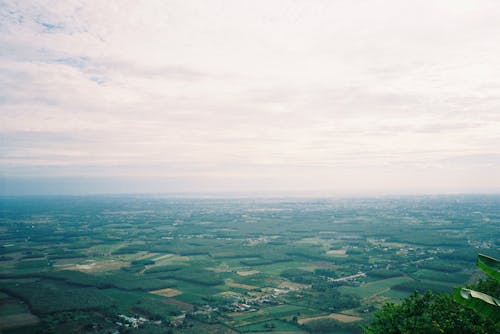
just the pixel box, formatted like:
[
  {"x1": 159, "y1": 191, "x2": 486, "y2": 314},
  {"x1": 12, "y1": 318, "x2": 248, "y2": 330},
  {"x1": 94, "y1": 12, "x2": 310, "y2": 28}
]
[{"x1": 0, "y1": 195, "x2": 499, "y2": 333}]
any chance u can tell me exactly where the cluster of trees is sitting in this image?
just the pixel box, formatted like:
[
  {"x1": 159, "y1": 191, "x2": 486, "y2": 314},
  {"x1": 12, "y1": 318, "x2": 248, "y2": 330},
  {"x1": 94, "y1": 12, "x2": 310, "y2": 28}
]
[
  {"x1": 303, "y1": 318, "x2": 361, "y2": 333},
  {"x1": 281, "y1": 268, "x2": 315, "y2": 284},
  {"x1": 310, "y1": 286, "x2": 361, "y2": 311},
  {"x1": 281, "y1": 268, "x2": 361, "y2": 311},
  {"x1": 363, "y1": 291, "x2": 498, "y2": 334},
  {"x1": 2, "y1": 280, "x2": 115, "y2": 314},
  {"x1": 364, "y1": 254, "x2": 500, "y2": 334},
  {"x1": 154, "y1": 268, "x2": 224, "y2": 286}
]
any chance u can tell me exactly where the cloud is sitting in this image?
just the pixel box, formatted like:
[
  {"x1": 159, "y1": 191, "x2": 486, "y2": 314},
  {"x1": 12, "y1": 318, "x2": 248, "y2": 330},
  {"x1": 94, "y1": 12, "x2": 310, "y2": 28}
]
[{"x1": 1, "y1": 0, "x2": 500, "y2": 194}]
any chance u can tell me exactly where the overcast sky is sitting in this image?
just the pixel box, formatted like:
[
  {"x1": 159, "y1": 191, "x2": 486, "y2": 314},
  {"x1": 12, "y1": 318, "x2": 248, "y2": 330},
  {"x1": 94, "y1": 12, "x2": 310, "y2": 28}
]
[{"x1": 1, "y1": 1, "x2": 500, "y2": 195}]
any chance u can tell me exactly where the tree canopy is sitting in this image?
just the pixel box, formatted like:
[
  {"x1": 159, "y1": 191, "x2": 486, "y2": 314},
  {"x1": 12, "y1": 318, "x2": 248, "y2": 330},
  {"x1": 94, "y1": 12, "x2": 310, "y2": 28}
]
[{"x1": 363, "y1": 291, "x2": 499, "y2": 334}]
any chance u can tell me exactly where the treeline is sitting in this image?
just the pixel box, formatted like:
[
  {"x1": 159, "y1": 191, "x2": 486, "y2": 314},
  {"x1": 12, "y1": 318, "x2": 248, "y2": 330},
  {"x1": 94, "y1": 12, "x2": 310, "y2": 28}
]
[
  {"x1": 1, "y1": 280, "x2": 114, "y2": 314},
  {"x1": 143, "y1": 264, "x2": 186, "y2": 274},
  {"x1": 1, "y1": 280, "x2": 182, "y2": 319},
  {"x1": 367, "y1": 269, "x2": 403, "y2": 279},
  {"x1": 392, "y1": 281, "x2": 452, "y2": 294},
  {"x1": 240, "y1": 257, "x2": 291, "y2": 266},
  {"x1": 303, "y1": 318, "x2": 362, "y2": 334},
  {"x1": 153, "y1": 268, "x2": 224, "y2": 286},
  {"x1": 2, "y1": 270, "x2": 178, "y2": 291}
]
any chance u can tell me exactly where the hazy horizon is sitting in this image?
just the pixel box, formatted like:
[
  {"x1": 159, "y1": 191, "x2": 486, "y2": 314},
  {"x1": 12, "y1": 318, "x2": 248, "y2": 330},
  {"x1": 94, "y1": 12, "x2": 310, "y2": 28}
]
[
  {"x1": 2, "y1": 177, "x2": 500, "y2": 198},
  {"x1": 2, "y1": 1, "x2": 500, "y2": 196}
]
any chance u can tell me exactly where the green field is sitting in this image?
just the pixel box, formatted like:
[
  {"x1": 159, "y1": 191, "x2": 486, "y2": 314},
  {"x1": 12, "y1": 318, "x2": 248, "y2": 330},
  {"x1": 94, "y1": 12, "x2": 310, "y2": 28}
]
[
  {"x1": 338, "y1": 277, "x2": 414, "y2": 298},
  {"x1": 1, "y1": 195, "x2": 497, "y2": 333},
  {"x1": 411, "y1": 269, "x2": 470, "y2": 284}
]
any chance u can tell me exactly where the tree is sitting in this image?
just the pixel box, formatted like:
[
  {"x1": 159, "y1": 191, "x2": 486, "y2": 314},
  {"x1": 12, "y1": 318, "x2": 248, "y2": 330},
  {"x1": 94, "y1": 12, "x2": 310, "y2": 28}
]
[
  {"x1": 264, "y1": 322, "x2": 275, "y2": 329},
  {"x1": 364, "y1": 253, "x2": 500, "y2": 334},
  {"x1": 363, "y1": 291, "x2": 499, "y2": 334}
]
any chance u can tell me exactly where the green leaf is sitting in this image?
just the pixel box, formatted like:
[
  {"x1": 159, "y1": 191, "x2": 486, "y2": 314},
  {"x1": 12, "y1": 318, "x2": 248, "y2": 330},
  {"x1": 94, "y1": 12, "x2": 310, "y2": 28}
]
[
  {"x1": 459, "y1": 288, "x2": 500, "y2": 307},
  {"x1": 453, "y1": 288, "x2": 500, "y2": 325},
  {"x1": 477, "y1": 253, "x2": 500, "y2": 281}
]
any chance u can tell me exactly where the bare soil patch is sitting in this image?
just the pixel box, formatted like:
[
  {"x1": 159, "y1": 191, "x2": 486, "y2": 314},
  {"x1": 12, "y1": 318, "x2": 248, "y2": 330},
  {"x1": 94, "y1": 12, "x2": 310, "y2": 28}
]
[
  {"x1": 152, "y1": 253, "x2": 174, "y2": 261},
  {"x1": 327, "y1": 249, "x2": 346, "y2": 255},
  {"x1": 278, "y1": 281, "x2": 310, "y2": 290},
  {"x1": 150, "y1": 288, "x2": 182, "y2": 297},
  {"x1": 67, "y1": 260, "x2": 127, "y2": 272},
  {"x1": 236, "y1": 270, "x2": 260, "y2": 276},
  {"x1": 226, "y1": 280, "x2": 258, "y2": 290},
  {"x1": 298, "y1": 313, "x2": 362, "y2": 325}
]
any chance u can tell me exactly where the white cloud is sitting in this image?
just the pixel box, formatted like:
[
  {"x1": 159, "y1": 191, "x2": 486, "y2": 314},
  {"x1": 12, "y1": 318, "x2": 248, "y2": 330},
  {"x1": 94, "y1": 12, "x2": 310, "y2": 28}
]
[{"x1": 1, "y1": 0, "x2": 500, "y2": 194}]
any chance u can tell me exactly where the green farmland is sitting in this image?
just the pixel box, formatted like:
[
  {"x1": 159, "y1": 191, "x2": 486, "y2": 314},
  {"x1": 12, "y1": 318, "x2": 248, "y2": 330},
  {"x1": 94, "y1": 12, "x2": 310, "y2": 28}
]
[{"x1": 1, "y1": 195, "x2": 499, "y2": 333}]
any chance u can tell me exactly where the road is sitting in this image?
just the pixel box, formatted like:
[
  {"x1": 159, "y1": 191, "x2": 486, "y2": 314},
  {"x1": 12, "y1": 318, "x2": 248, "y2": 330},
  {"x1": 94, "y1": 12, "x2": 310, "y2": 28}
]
[{"x1": 328, "y1": 272, "x2": 366, "y2": 282}]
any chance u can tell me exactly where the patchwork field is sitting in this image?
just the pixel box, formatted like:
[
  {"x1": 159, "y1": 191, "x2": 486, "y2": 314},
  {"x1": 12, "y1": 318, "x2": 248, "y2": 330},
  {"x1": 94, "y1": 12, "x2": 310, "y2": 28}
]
[{"x1": 1, "y1": 195, "x2": 496, "y2": 333}]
